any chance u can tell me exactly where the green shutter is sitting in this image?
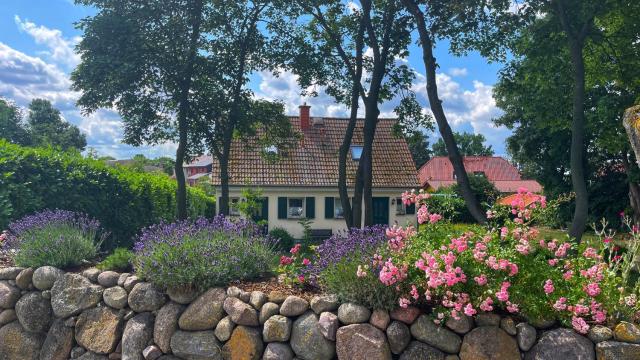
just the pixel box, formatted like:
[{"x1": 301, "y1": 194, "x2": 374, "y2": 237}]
[
  {"x1": 325, "y1": 197, "x2": 334, "y2": 219},
  {"x1": 261, "y1": 197, "x2": 269, "y2": 221},
  {"x1": 218, "y1": 197, "x2": 222, "y2": 215},
  {"x1": 406, "y1": 203, "x2": 416, "y2": 214},
  {"x1": 306, "y1": 197, "x2": 315, "y2": 219},
  {"x1": 278, "y1": 197, "x2": 287, "y2": 219}
]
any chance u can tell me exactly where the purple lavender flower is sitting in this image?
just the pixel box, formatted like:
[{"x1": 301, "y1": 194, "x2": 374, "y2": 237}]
[{"x1": 305, "y1": 225, "x2": 387, "y2": 280}]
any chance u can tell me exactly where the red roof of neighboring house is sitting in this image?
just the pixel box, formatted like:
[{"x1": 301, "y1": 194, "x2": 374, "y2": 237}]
[{"x1": 418, "y1": 156, "x2": 542, "y2": 193}]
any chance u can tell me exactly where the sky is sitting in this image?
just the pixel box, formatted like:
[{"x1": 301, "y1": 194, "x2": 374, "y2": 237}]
[{"x1": 0, "y1": 0, "x2": 512, "y2": 159}]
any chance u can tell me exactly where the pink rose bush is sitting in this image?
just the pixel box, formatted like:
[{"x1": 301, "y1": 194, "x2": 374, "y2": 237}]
[
  {"x1": 356, "y1": 187, "x2": 640, "y2": 332},
  {"x1": 277, "y1": 243, "x2": 311, "y2": 287}
]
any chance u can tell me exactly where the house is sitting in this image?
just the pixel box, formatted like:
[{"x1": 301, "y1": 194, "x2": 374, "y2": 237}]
[
  {"x1": 418, "y1": 156, "x2": 542, "y2": 193},
  {"x1": 184, "y1": 104, "x2": 420, "y2": 238},
  {"x1": 183, "y1": 155, "x2": 214, "y2": 186}
]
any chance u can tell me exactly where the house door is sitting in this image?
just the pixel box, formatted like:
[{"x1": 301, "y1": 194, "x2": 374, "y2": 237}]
[{"x1": 372, "y1": 197, "x2": 389, "y2": 225}]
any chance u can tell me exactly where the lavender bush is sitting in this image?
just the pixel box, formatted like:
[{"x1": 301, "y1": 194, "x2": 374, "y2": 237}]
[
  {"x1": 306, "y1": 226, "x2": 398, "y2": 309},
  {"x1": 4, "y1": 209, "x2": 105, "y2": 268},
  {"x1": 134, "y1": 215, "x2": 277, "y2": 290}
]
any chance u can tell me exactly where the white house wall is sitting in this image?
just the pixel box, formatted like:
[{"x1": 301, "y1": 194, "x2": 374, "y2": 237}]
[{"x1": 217, "y1": 186, "x2": 418, "y2": 238}]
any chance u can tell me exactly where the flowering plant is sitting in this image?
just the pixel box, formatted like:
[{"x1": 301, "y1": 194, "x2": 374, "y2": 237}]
[
  {"x1": 134, "y1": 215, "x2": 276, "y2": 289},
  {"x1": 358, "y1": 187, "x2": 639, "y2": 333},
  {"x1": 277, "y1": 243, "x2": 311, "y2": 287},
  {"x1": 3, "y1": 209, "x2": 106, "y2": 268}
]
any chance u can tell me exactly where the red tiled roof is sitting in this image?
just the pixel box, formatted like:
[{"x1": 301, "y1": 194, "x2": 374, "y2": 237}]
[
  {"x1": 192, "y1": 117, "x2": 419, "y2": 188},
  {"x1": 419, "y1": 156, "x2": 542, "y2": 193}
]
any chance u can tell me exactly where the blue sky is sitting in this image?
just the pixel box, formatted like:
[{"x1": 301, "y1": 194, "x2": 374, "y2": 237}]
[{"x1": 0, "y1": 0, "x2": 511, "y2": 159}]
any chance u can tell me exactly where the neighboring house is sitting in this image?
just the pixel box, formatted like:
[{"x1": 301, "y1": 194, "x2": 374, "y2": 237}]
[
  {"x1": 183, "y1": 104, "x2": 420, "y2": 238},
  {"x1": 418, "y1": 156, "x2": 542, "y2": 193},
  {"x1": 183, "y1": 155, "x2": 214, "y2": 186}
]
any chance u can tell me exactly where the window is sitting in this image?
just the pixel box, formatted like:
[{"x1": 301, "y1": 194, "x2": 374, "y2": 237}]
[
  {"x1": 264, "y1": 145, "x2": 278, "y2": 155},
  {"x1": 288, "y1": 197, "x2": 304, "y2": 218},
  {"x1": 229, "y1": 197, "x2": 240, "y2": 216},
  {"x1": 334, "y1": 197, "x2": 344, "y2": 218},
  {"x1": 395, "y1": 197, "x2": 405, "y2": 215},
  {"x1": 351, "y1": 145, "x2": 363, "y2": 160}
]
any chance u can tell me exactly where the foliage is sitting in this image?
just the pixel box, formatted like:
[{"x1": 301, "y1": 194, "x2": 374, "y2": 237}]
[
  {"x1": 237, "y1": 186, "x2": 264, "y2": 223},
  {"x1": 134, "y1": 216, "x2": 276, "y2": 290},
  {"x1": 355, "y1": 189, "x2": 640, "y2": 333},
  {"x1": 423, "y1": 188, "x2": 467, "y2": 222},
  {"x1": 0, "y1": 98, "x2": 86, "y2": 151},
  {"x1": 297, "y1": 218, "x2": 313, "y2": 246},
  {"x1": 4, "y1": 210, "x2": 105, "y2": 269},
  {"x1": 432, "y1": 132, "x2": 494, "y2": 157},
  {"x1": 277, "y1": 243, "x2": 311, "y2": 287},
  {"x1": 269, "y1": 227, "x2": 295, "y2": 251},
  {"x1": 0, "y1": 140, "x2": 214, "y2": 249},
  {"x1": 97, "y1": 248, "x2": 135, "y2": 272},
  {"x1": 116, "y1": 154, "x2": 176, "y2": 176},
  {"x1": 403, "y1": 130, "x2": 431, "y2": 169}
]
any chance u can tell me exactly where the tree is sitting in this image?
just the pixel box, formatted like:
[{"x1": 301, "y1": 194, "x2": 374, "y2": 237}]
[
  {"x1": 73, "y1": 0, "x2": 206, "y2": 219},
  {"x1": 0, "y1": 98, "x2": 29, "y2": 146},
  {"x1": 400, "y1": 0, "x2": 516, "y2": 224},
  {"x1": 290, "y1": 0, "x2": 419, "y2": 227},
  {"x1": 405, "y1": 130, "x2": 431, "y2": 168},
  {"x1": 432, "y1": 132, "x2": 494, "y2": 157},
  {"x1": 190, "y1": 0, "x2": 297, "y2": 216},
  {"x1": 494, "y1": 1, "x2": 640, "y2": 227}
]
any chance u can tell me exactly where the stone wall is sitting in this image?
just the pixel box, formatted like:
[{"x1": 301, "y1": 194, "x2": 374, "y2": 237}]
[{"x1": 0, "y1": 266, "x2": 639, "y2": 360}]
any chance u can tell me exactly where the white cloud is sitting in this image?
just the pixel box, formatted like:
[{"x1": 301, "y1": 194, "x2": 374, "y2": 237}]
[
  {"x1": 448, "y1": 67, "x2": 468, "y2": 77},
  {"x1": 14, "y1": 16, "x2": 81, "y2": 69}
]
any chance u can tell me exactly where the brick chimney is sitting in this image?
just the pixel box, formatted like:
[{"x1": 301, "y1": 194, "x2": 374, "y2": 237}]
[{"x1": 299, "y1": 103, "x2": 310, "y2": 130}]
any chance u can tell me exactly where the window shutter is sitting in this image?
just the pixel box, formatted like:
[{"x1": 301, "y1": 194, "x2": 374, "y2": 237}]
[
  {"x1": 325, "y1": 197, "x2": 334, "y2": 219},
  {"x1": 278, "y1": 197, "x2": 287, "y2": 219},
  {"x1": 218, "y1": 197, "x2": 222, "y2": 215},
  {"x1": 306, "y1": 197, "x2": 315, "y2": 219},
  {"x1": 406, "y1": 203, "x2": 416, "y2": 215}
]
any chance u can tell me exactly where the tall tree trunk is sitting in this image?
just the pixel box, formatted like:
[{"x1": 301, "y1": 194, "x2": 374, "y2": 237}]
[
  {"x1": 339, "y1": 88, "x2": 359, "y2": 228},
  {"x1": 175, "y1": 0, "x2": 204, "y2": 220},
  {"x1": 218, "y1": 135, "x2": 232, "y2": 216},
  {"x1": 361, "y1": 101, "x2": 379, "y2": 226},
  {"x1": 401, "y1": 0, "x2": 486, "y2": 224},
  {"x1": 621, "y1": 154, "x2": 640, "y2": 224}
]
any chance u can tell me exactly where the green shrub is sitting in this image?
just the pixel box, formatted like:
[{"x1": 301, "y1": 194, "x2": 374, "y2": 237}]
[
  {"x1": 5, "y1": 209, "x2": 104, "y2": 269},
  {"x1": 0, "y1": 140, "x2": 215, "y2": 249},
  {"x1": 269, "y1": 227, "x2": 295, "y2": 251},
  {"x1": 134, "y1": 216, "x2": 276, "y2": 290},
  {"x1": 97, "y1": 248, "x2": 134, "y2": 271}
]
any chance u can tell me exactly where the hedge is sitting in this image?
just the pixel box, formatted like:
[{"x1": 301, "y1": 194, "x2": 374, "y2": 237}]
[{"x1": 0, "y1": 140, "x2": 215, "y2": 249}]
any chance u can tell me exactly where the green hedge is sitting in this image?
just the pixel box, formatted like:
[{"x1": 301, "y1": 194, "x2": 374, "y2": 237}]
[{"x1": 0, "y1": 140, "x2": 215, "y2": 249}]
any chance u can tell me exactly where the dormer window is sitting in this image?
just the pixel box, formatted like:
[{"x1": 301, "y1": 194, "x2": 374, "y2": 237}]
[
  {"x1": 264, "y1": 145, "x2": 278, "y2": 155},
  {"x1": 351, "y1": 145, "x2": 363, "y2": 160}
]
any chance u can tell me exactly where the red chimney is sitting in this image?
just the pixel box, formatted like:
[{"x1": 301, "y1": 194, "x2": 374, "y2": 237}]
[{"x1": 299, "y1": 103, "x2": 310, "y2": 130}]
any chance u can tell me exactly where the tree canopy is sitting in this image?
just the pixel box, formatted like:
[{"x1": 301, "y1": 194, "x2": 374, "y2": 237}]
[{"x1": 432, "y1": 132, "x2": 494, "y2": 157}]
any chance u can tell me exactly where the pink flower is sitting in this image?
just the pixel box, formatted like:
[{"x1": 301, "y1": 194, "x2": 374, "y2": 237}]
[
  {"x1": 479, "y1": 297, "x2": 494, "y2": 312},
  {"x1": 496, "y1": 282, "x2": 510, "y2": 302},
  {"x1": 563, "y1": 270, "x2": 573, "y2": 280},
  {"x1": 553, "y1": 297, "x2": 567, "y2": 311},
  {"x1": 463, "y1": 303, "x2": 477, "y2": 316},
  {"x1": 571, "y1": 316, "x2": 589, "y2": 334},
  {"x1": 417, "y1": 205, "x2": 429, "y2": 224},
  {"x1": 410, "y1": 285, "x2": 419, "y2": 300},
  {"x1": 290, "y1": 244, "x2": 301, "y2": 254},
  {"x1": 593, "y1": 311, "x2": 607, "y2": 323},
  {"x1": 302, "y1": 258, "x2": 311, "y2": 266},
  {"x1": 280, "y1": 256, "x2": 293, "y2": 266},
  {"x1": 297, "y1": 275, "x2": 305, "y2": 283},
  {"x1": 500, "y1": 227, "x2": 508, "y2": 239},
  {"x1": 506, "y1": 302, "x2": 519, "y2": 313},
  {"x1": 543, "y1": 279, "x2": 554, "y2": 294},
  {"x1": 603, "y1": 237, "x2": 612, "y2": 244},
  {"x1": 585, "y1": 283, "x2": 601, "y2": 297},
  {"x1": 583, "y1": 247, "x2": 599, "y2": 259},
  {"x1": 429, "y1": 213, "x2": 442, "y2": 224},
  {"x1": 399, "y1": 298, "x2": 410, "y2": 308},
  {"x1": 548, "y1": 259, "x2": 558, "y2": 266},
  {"x1": 474, "y1": 274, "x2": 488, "y2": 286}
]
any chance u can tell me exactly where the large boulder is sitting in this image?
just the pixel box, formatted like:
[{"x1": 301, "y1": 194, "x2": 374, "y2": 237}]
[
  {"x1": 15, "y1": 291, "x2": 52, "y2": 332},
  {"x1": 178, "y1": 288, "x2": 226, "y2": 330},
  {"x1": 390, "y1": 306, "x2": 421, "y2": 325},
  {"x1": 103, "y1": 286, "x2": 128, "y2": 309},
  {"x1": 0, "y1": 281, "x2": 21, "y2": 308},
  {"x1": 398, "y1": 341, "x2": 446, "y2": 360},
  {"x1": 223, "y1": 297, "x2": 259, "y2": 326},
  {"x1": 121, "y1": 312, "x2": 154, "y2": 360},
  {"x1": 170, "y1": 330, "x2": 222, "y2": 360},
  {"x1": 290, "y1": 311, "x2": 336, "y2": 360},
  {"x1": 387, "y1": 321, "x2": 411, "y2": 354},
  {"x1": 51, "y1": 273, "x2": 103, "y2": 318},
  {"x1": 410, "y1": 315, "x2": 462, "y2": 354},
  {"x1": 279, "y1": 296, "x2": 309, "y2": 317},
  {"x1": 0, "y1": 309, "x2": 17, "y2": 326},
  {"x1": 167, "y1": 286, "x2": 199, "y2": 305},
  {"x1": 249, "y1": 291, "x2": 267, "y2": 310},
  {"x1": 263, "y1": 315, "x2": 292, "y2": 342},
  {"x1": 310, "y1": 294, "x2": 339, "y2": 314},
  {"x1": 525, "y1": 328, "x2": 595, "y2": 360},
  {"x1": 214, "y1": 316, "x2": 235, "y2": 342},
  {"x1": 259, "y1": 302, "x2": 280, "y2": 324},
  {"x1": 336, "y1": 323, "x2": 392, "y2": 360},
  {"x1": 263, "y1": 342, "x2": 294, "y2": 360},
  {"x1": 75, "y1": 306, "x2": 124, "y2": 354},
  {"x1": 15, "y1": 268, "x2": 34, "y2": 290},
  {"x1": 96, "y1": 271, "x2": 119, "y2": 288},
  {"x1": 370, "y1": 309, "x2": 391, "y2": 330},
  {"x1": 459, "y1": 326, "x2": 520, "y2": 360},
  {"x1": 516, "y1": 323, "x2": 536, "y2": 352},
  {"x1": 128, "y1": 283, "x2": 166, "y2": 312},
  {"x1": 0, "y1": 321, "x2": 46, "y2": 360},
  {"x1": 596, "y1": 341, "x2": 640, "y2": 360},
  {"x1": 0, "y1": 267, "x2": 25, "y2": 280},
  {"x1": 32, "y1": 266, "x2": 64, "y2": 290},
  {"x1": 154, "y1": 302, "x2": 185, "y2": 354},
  {"x1": 614, "y1": 321, "x2": 640, "y2": 343},
  {"x1": 40, "y1": 318, "x2": 74, "y2": 360},
  {"x1": 318, "y1": 311, "x2": 339, "y2": 341},
  {"x1": 222, "y1": 325, "x2": 264, "y2": 360},
  {"x1": 337, "y1": 303, "x2": 371, "y2": 324},
  {"x1": 445, "y1": 315, "x2": 473, "y2": 335}
]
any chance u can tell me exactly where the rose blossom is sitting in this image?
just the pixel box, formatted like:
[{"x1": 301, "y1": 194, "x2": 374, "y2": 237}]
[
  {"x1": 571, "y1": 316, "x2": 589, "y2": 334},
  {"x1": 543, "y1": 279, "x2": 554, "y2": 294},
  {"x1": 585, "y1": 283, "x2": 601, "y2": 297}
]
